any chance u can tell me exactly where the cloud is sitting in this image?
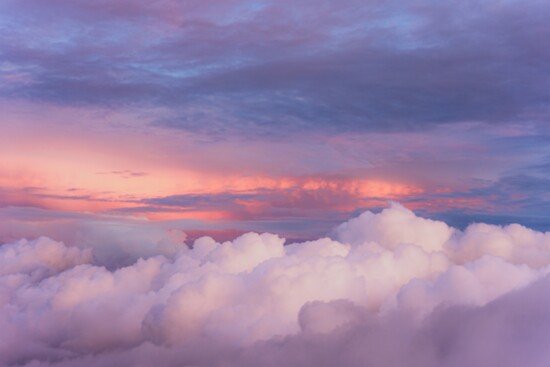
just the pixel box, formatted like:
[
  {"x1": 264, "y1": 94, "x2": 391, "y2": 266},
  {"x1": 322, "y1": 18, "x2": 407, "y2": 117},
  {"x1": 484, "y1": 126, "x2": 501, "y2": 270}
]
[
  {"x1": 334, "y1": 202, "x2": 454, "y2": 252},
  {"x1": 2, "y1": 203, "x2": 550, "y2": 365},
  {"x1": 0, "y1": 207, "x2": 190, "y2": 269},
  {"x1": 1, "y1": 0, "x2": 549, "y2": 136},
  {"x1": 0, "y1": 236, "x2": 91, "y2": 279},
  {"x1": 96, "y1": 170, "x2": 149, "y2": 178}
]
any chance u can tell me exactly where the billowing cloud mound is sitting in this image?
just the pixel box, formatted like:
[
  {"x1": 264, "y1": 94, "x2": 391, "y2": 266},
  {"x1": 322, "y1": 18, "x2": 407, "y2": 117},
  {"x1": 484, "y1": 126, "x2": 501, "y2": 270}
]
[{"x1": 2, "y1": 203, "x2": 550, "y2": 366}]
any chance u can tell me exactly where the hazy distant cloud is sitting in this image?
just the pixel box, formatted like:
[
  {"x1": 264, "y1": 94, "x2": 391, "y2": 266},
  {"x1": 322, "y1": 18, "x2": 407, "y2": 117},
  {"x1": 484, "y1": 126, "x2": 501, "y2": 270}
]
[
  {"x1": 0, "y1": 206, "x2": 190, "y2": 268},
  {"x1": 2, "y1": 204, "x2": 550, "y2": 366},
  {"x1": 96, "y1": 170, "x2": 149, "y2": 178},
  {"x1": 1, "y1": 0, "x2": 549, "y2": 136},
  {"x1": 139, "y1": 186, "x2": 376, "y2": 220},
  {"x1": 405, "y1": 172, "x2": 550, "y2": 230}
]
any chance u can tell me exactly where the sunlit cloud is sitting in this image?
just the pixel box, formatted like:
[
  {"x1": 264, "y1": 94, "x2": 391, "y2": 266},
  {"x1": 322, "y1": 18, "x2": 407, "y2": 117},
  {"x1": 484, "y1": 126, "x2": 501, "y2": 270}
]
[{"x1": 2, "y1": 205, "x2": 550, "y2": 366}]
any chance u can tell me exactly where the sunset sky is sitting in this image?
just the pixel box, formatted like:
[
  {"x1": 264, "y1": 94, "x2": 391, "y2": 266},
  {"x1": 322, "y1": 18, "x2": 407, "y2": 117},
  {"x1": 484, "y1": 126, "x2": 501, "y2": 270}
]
[
  {"x1": 1, "y1": 0, "x2": 550, "y2": 242},
  {"x1": 3, "y1": 1, "x2": 550, "y2": 366}
]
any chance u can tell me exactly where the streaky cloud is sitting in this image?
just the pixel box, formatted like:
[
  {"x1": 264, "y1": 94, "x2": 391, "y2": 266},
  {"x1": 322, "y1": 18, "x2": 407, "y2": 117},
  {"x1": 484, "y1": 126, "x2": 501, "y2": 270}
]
[{"x1": 1, "y1": 0, "x2": 549, "y2": 136}]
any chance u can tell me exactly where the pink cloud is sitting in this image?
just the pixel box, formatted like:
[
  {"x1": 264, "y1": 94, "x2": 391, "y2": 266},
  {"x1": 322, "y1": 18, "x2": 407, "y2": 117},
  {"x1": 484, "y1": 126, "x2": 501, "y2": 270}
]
[{"x1": 2, "y1": 205, "x2": 550, "y2": 365}]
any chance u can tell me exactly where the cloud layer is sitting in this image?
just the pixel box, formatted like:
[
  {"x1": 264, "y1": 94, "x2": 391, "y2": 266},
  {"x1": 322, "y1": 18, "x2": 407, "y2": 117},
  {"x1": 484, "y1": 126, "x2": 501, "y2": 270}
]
[
  {"x1": 2, "y1": 203, "x2": 550, "y2": 366},
  {"x1": 1, "y1": 0, "x2": 550, "y2": 136}
]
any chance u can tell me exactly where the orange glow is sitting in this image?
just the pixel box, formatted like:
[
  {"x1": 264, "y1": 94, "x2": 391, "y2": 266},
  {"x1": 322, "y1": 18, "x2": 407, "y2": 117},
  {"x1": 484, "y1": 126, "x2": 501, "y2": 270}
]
[
  {"x1": 1, "y1": 148, "x2": 425, "y2": 220},
  {"x1": 0, "y1": 115, "x2": 428, "y2": 222},
  {"x1": 145, "y1": 210, "x2": 235, "y2": 221}
]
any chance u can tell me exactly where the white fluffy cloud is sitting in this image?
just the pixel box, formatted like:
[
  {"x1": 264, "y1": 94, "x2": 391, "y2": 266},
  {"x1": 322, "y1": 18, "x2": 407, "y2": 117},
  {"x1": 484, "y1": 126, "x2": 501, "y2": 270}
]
[{"x1": 2, "y1": 203, "x2": 550, "y2": 366}]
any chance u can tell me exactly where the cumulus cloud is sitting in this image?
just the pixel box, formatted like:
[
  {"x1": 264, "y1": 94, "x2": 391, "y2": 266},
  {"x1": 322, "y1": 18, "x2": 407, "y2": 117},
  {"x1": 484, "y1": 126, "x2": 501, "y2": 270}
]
[{"x1": 2, "y1": 203, "x2": 550, "y2": 366}]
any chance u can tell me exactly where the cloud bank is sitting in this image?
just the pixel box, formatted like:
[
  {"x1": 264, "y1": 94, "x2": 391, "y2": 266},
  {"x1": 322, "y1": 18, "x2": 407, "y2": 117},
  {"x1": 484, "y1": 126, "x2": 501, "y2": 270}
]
[
  {"x1": 2, "y1": 203, "x2": 550, "y2": 366},
  {"x1": 2, "y1": 0, "x2": 550, "y2": 136}
]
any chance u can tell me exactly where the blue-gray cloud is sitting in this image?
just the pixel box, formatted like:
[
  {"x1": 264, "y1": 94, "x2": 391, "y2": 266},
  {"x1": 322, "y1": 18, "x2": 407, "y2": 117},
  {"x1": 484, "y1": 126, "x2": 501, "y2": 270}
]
[{"x1": 1, "y1": 0, "x2": 549, "y2": 136}]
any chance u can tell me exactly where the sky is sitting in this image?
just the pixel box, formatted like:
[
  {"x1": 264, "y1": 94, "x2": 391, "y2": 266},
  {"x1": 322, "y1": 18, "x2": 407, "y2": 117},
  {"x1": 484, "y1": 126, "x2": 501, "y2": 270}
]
[
  {"x1": 1, "y1": 0, "x2": 550, "y2": 244},
  {"x1": 2, "y1": 1, "x2": 550, "y2": 366}
]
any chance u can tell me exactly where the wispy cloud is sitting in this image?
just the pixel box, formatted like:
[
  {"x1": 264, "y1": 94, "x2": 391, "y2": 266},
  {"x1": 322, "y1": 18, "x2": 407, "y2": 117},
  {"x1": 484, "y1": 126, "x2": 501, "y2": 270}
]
[{"x1": 96, "y1": 170, "x2": 149, "y2": 178}]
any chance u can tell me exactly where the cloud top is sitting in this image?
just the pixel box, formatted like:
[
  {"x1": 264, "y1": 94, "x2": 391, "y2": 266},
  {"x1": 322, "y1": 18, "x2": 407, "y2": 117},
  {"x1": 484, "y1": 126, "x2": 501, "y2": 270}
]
[{"x1": 2, "y1": 204, "x2": 550, "y2": 366}]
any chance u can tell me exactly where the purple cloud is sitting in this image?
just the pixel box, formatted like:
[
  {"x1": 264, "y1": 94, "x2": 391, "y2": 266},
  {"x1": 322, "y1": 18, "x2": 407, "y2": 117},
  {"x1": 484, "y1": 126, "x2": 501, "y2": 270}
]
[{"x1": 1, "y1": 0, "x2": 549, "y2": 136}]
